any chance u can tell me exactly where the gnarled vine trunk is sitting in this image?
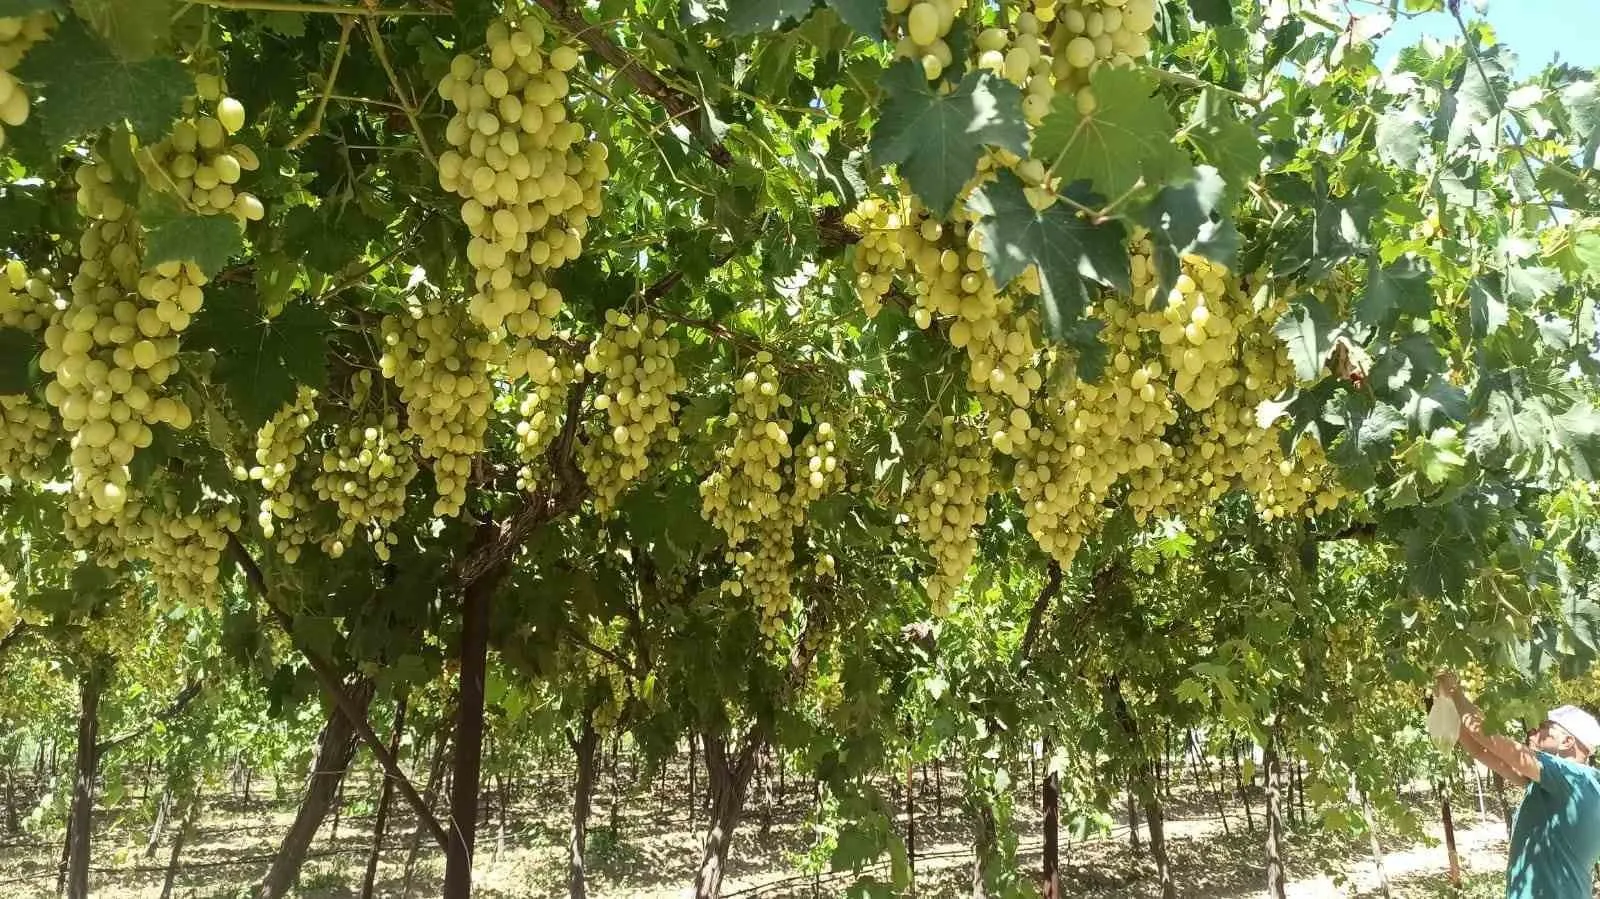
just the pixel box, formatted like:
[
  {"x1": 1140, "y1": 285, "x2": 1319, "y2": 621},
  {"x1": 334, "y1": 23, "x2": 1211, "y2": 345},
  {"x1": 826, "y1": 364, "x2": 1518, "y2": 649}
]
[
  {"x1": 444, "y1": 571, "x2": 496, "y2": 899},
  {"x1": 568, "y1": 709, "x2": 600, "y2": 899},
  {"x1": 1041, "y1": 738, "x2": 1059, "y2": 899},
  {"x1": 1264, "y1": 733, "x2": 1288, "y2": 899},
  {"x1": 255, "y1": 678, "x2": 374, "y2": 899},
  {"x1": 969, "y1": 802, "x2": 997, "y2": 899},
  {"x1": 65, "y1": 661, "x2": 105, "y2": 899},
  {"x1": 692, "y1": 732, "x2": 759, "y2": 899}
]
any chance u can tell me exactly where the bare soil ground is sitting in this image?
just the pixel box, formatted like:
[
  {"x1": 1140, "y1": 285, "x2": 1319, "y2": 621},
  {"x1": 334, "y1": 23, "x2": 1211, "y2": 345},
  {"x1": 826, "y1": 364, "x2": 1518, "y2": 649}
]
[{"x1": 0, "y1": 759, "x2": 1529, "y2": 898}]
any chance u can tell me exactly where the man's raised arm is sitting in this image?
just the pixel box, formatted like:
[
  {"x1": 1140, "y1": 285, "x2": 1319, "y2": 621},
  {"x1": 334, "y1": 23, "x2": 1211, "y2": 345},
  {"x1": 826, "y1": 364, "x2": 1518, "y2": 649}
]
[{"x1": 1436, "y1": 672, "x2": 1535, "y2": 787}]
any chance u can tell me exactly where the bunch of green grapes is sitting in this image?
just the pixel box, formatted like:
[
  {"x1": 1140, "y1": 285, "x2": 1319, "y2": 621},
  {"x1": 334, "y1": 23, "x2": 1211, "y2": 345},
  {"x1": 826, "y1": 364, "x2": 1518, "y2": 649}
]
[
  {"x1": 1129, "y1": 251, "x2": 1242, "y2": 412},
  {"x1": 436, "y1": 14, "x2": 610, "y2": 338},
  {"x1": 0, "y1": 11, "x2": 50, "y2": 151},
  {"x1": 908, "y1": 416, "x2": 994, "y2": 615},
  {"x1": 846, "y1": 191, "x2": 1043, "y2": 454},
  {"x1": 0, "y1": 260, "x2": 61, "y2": 481},
  {"x1": 311, "y1": 395, "x2": 417, "y2": 561},
  {"x1": 975, "y1": 13, "x2": 1057, "y2": 123},
  {"x1": 503, "y1": 339, "x2": 575, "y2": 490},
  {"x1": 1044, "y1": 0, "x2": 1157, "y2": 111},
  {"x1": 579, "y1": 310, "x2": 684, "y2": 513},
  {"x1": 888, "y1": 0, "x2": 966, "y2": 81},
  {"x1": 0, "y1": 562, "x2": 14, "y2": 635},
  {"x1": 43, "y1": 159, "x2": 190, "y2": 531},
  {"x1": 699, "y1": 354, "x2": 797, "y2": 630},
  {"x1": 788, "y1": 421, "x2": 844, "y2": 510},
  {"x1": 379, "y1": 297, "x2": 500, "y2": 516},
  {"x1": 247, "y1": 387, "x2": 329, "y2": 562},
  {"x1": 138, "y1": 73, "x2": 264, "y2": 222},
  {"x1": 135, "y1": 489, "x2": 242, "y2": 607}
]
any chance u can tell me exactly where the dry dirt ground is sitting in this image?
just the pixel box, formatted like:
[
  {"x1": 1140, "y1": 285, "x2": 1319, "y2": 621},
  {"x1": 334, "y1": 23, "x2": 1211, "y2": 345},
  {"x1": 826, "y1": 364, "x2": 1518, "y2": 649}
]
[{"x1": 0, "y1": 760, "x2": 1531, "y2": 898}]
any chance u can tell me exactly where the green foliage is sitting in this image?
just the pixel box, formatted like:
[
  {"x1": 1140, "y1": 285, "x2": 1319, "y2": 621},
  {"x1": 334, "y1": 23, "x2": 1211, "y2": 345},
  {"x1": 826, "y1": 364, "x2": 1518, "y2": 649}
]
[
  {"x1": 1033, "y1": 65, "x2": 1189, "y2": 202},
  {"x1": 15, "y1": 17, "x2": 191, "y2": 147}
]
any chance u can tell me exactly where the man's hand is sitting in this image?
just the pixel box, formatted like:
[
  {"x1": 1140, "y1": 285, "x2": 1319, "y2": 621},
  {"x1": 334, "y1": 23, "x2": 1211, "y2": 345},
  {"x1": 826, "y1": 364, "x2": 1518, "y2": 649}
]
[{"x1": 1435, "y1": 669, "x2": 1461, "y2": 700}]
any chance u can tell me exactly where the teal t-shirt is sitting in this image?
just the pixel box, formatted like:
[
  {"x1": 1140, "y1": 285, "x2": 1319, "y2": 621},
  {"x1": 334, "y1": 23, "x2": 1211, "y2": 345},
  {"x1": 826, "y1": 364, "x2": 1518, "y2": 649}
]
[{"x1": 1507, "y1": 752, "x2": 1600, "y2": 899}]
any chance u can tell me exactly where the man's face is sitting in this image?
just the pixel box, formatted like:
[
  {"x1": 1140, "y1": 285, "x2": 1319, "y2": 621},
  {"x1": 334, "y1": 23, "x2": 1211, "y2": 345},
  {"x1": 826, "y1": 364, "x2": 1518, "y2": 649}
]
[{"x1": 1530, "y1": 720, "x2": 1576, "y2": 754}]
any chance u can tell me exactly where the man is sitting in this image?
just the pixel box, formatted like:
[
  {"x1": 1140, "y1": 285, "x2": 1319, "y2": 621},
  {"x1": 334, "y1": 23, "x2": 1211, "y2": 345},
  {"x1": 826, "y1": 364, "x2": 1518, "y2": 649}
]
[{"x1": 1435, "y1": 671, "x2": 1600, "y2": 898}]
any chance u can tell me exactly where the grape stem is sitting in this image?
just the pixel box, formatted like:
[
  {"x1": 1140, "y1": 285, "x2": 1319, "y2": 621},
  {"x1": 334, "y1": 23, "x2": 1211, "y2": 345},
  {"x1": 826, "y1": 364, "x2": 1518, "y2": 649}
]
[
  {"x1": 1147, "y1": 67, "x2": 1262, "y2": 108},
  {"x1": 286, "y1": 15, "x2": 357, "y2": 151},
  {"x1": 363, "y1": 16, "x2": 437, "y2": 167},
  {"x1": 190, "y1": 0, "x2": 447, "y2": 15}
]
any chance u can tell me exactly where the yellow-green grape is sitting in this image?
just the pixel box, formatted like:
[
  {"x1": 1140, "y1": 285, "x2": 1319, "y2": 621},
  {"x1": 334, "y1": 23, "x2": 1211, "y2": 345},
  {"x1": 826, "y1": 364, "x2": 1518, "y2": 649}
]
[
  {"x1": 891, "y1": 0, "x2": 965, "y2": 81},
  {"x1": 974, "y1": 13, "x2": 1056, "y2": 123},
  {"x1": 0, "y1": 13, "x2": 51, "y2": 151},
  {"x1": 789, "y1": 420, "x2": 844, "y2": 511},
  {"x1": 0, "y1": 260, "x2": 61, "y2": 482},
  {"x1": 0, "y1": 563, "x2": 15, "y2": 636},
  {"x1": 136, "y1": 490, "x2": 242, "y2": 607},
  {"x1": 908, "y1": 416, "x2": 994, "y2": 616},
  {"x1": 138, "y1": 73, "x2": 264, "y2": 222},
  {"x1": 579, "y1": 310, "x2": 684, "y2": 514},
  {"x1": 699, "y1": 353, "x2": 798, "y2": 635},
  {"x1": 378, "y1": 297, "x2": 500, "y2": 517},
  {"x1": 42, "y1": 158, "x2": 193, "y2": 532},
  {"x1": 851, "y1": 192, "x2": 1043, "y2": 454},
  {"x1": 251, "y1": 386, "x2": 319, "y2": 539},
  {"x1": 504, "y1": 339, "x2": 575, "y2": 490},
  {"x1": 844, "y1": 197, "x2": 910, "y2": 317},
  {"x1": 436, "y1": 14, "x2": 611, "y2": 338},
  {"x1": 311, "y1": 406, "x2": 417, "y2": 561},
  {"x1": 1046, "y1": 0, "x2": 1156, "y2": 112}
]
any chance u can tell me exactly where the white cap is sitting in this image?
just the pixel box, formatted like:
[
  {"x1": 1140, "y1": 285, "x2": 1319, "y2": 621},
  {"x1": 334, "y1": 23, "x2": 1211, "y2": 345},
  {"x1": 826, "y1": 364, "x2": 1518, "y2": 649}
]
[{"x1": 1549, "y1": 705, "x2": 1600, "y2": 754}]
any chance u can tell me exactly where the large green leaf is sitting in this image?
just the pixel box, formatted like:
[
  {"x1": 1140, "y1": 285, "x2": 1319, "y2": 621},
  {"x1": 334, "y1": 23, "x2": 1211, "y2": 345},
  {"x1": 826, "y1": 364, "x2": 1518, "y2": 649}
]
[
  {"x1": 15, "y1": 17, "x2": 191, "y2": 147},
  {"x1": 1354, "y1": 255, "x2": 1432, "y2": 334},
  {"x1": 1328, "y1": 394, "x2": 1406, "y2": 479},
  {"x1": 1401, "y1": 507, "x2": 1476, "y2": 597},
  {"x1": 726, "y1": 0, "x2": 815, "y2": 35},
  {"x1": 1272, "y1": 296, "x2": 1337, "y2": 383},
  {"x1": 1375, "y1": 103, "x2": 1427, "y2": 169},
  {"x1": 1184, "y1": 90, "x2": 1262, "y2": 198},
  {"x1": 967, "y1": 171, "x2": 1128, "y2": 340},
  {"x1": 1188, "y1": 0, "x2": 1232, "y2": 24},
  {"x1": 70, "y1": 0, "x2": 177, "y2": 61},
  {"x1": 186, "y1": 287, "x2": 329, "y2": 428},
  {"x1": 869, "y1": 60, "x2": 1028, "y2": 215},
  {"x1": 1033, "y1": 65, "x2": 1190, "y2": 202},
  {"x1": 1469, "y1": 275, "x2": 1508, "y2": 337},
  {"x1": 825, "y1": 0, "x2": 884, "y2": 38},
  {"x1": 1139, "y1": 165, "x2": 1239, "y2": 304},
  {"x1": 0, "y1": 328, "x2": 40, "y2": 394},
  {"x1": 141, "y1": 204, "x2": 244, "y2": 279}
]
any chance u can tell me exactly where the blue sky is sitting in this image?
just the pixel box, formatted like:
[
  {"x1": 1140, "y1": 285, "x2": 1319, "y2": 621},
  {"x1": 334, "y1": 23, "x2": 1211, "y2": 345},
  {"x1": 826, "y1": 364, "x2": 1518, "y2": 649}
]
[{"x1": 1377, "y1": 0, "x2": 1598, "y2": 76}]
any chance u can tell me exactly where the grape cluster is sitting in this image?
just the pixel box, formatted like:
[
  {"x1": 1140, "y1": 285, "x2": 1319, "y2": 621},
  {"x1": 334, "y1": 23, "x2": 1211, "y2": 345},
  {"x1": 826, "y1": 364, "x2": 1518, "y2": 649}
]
[
  {"x1": 379, "y1": 297, "x2": 500, "y2": 516},
  {"x1": 1045, "y1": 0, "x2": 1156, "y2": 102},
  {"x1": 975, "y1": 14, "x2": 1057, "y2": 123},
  {"x1": 436, "y1": 14, "x2": 610, "y2": 338},
  {"x1": 0, "y1": 12, "x2": 50, "y2": 151},
  {"x1": 138, "y1": 73, "x2": 265, "y2": 222},
  {"x1": 908, "y1": 417, "x2": 994, "y2": 616},
  {"x1": 504, "y1": 339, "x2": 575, "y2": 491},
  {"x1": 247, "y1": 387, "x2": 326, "y2": 563},
  {"x1": 0, "y1": 260, "x2": 60, "y2": 481},
  {"x1": 789, "y1": 421, "x2": 843, "y2": 510},
  {"x1": 311, "y1": 376, "x2": 417, "y2": 561},
  {"x1": 579, "y1": 310, "x2": 684, "y2": 513},
  {"x1": 134, "y1": 491, "x2": 242, "y2": 607},
  {"x1": 699, "y1": 355, "x2": 801, "y2": 634},
  {"x1": 846, "y1": 194, "x2": 1044, "y2": 455},
  {"x1": 43, "y1": 159, "x2": 189, "y2": 530},
  {"x1": 890, "y1": 0, "x2": 967, "y2": 81},
  {"x1": 0, "y1": 562, "x2": 14, "y2": 636}
]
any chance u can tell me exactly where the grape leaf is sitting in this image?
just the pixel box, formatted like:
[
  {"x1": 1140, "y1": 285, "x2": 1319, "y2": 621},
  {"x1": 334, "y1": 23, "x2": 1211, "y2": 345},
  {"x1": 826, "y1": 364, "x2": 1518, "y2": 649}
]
[
  {"x1": 1184, "y1": 91, "x2": 1262, "y2": 197},
  {"x1": 966, "y1": 171, "x2": 1129, "y2": 340},
  {"x1": 142, "y1": 206, "x2": 244, "y2": 279},
  {"x1": 1562, "y1": 79, "x2": 1600, "y2": 169},
  {"x1": 1272, "y1": 297, "x2": 1338, "y2": 382},
  {"x1": 186, "y1": 287, "x2": 329, "y2": 428},
  {"x1": 870, "y1": 60, "x2": 1028, "y2": 215},
  {"x1": 0, "y1": 0, "x2": 57, "y2": 13},
  {"x1": 0, "y1": 328, "x2": 40, "y2": 394},
  {"x1": 1402, "y1": 507, "x2": 1475, "y2": 597},
  {"x1": 1375, "y1": 104, "x2": 1427, "y2": 169},
  {"x1": 1446, "y1": 48, "x2": 1507, "y2": 154},
  {"x1": 726, "y1": 0, "x2": 814, "y2": 35},
  {"x1": 1354, "y1": 255, "x2": 1432, "y2": 334},
  {"x1": 71, "y1": 0, "x2": 177, "y2": 61},
  {"x1": 1329, "y1": 394, "x2": 1406, "y2": 478},
  {"x1": 825, "y1": 0, "x2": 884, "y2": 38},
  {"x1": 1505, "y1": 263, "x2": 1560, "y2": 305},
  {"x1": 1188, "y1": 0, "x2": 1232, "y2": 25},
  {"x1": 1468, "y1": 275, "x2": 1508, "y2": 337},
  {"x1": 1033, "y1": 65, "x2": 1190, "y2": 202},
  {"x1": 1554, "y1": 402, "x2": 1600, "y2": 480},
  {"x1": 1401, "y1": 375, "x2": 1468, "y2": 434},
  {"x1": 1140, "y1": 165, "x2": 1239, "y2": 304},
  {"x1": 15, "y1": 17, "x2": 191, "y2": 147}
]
